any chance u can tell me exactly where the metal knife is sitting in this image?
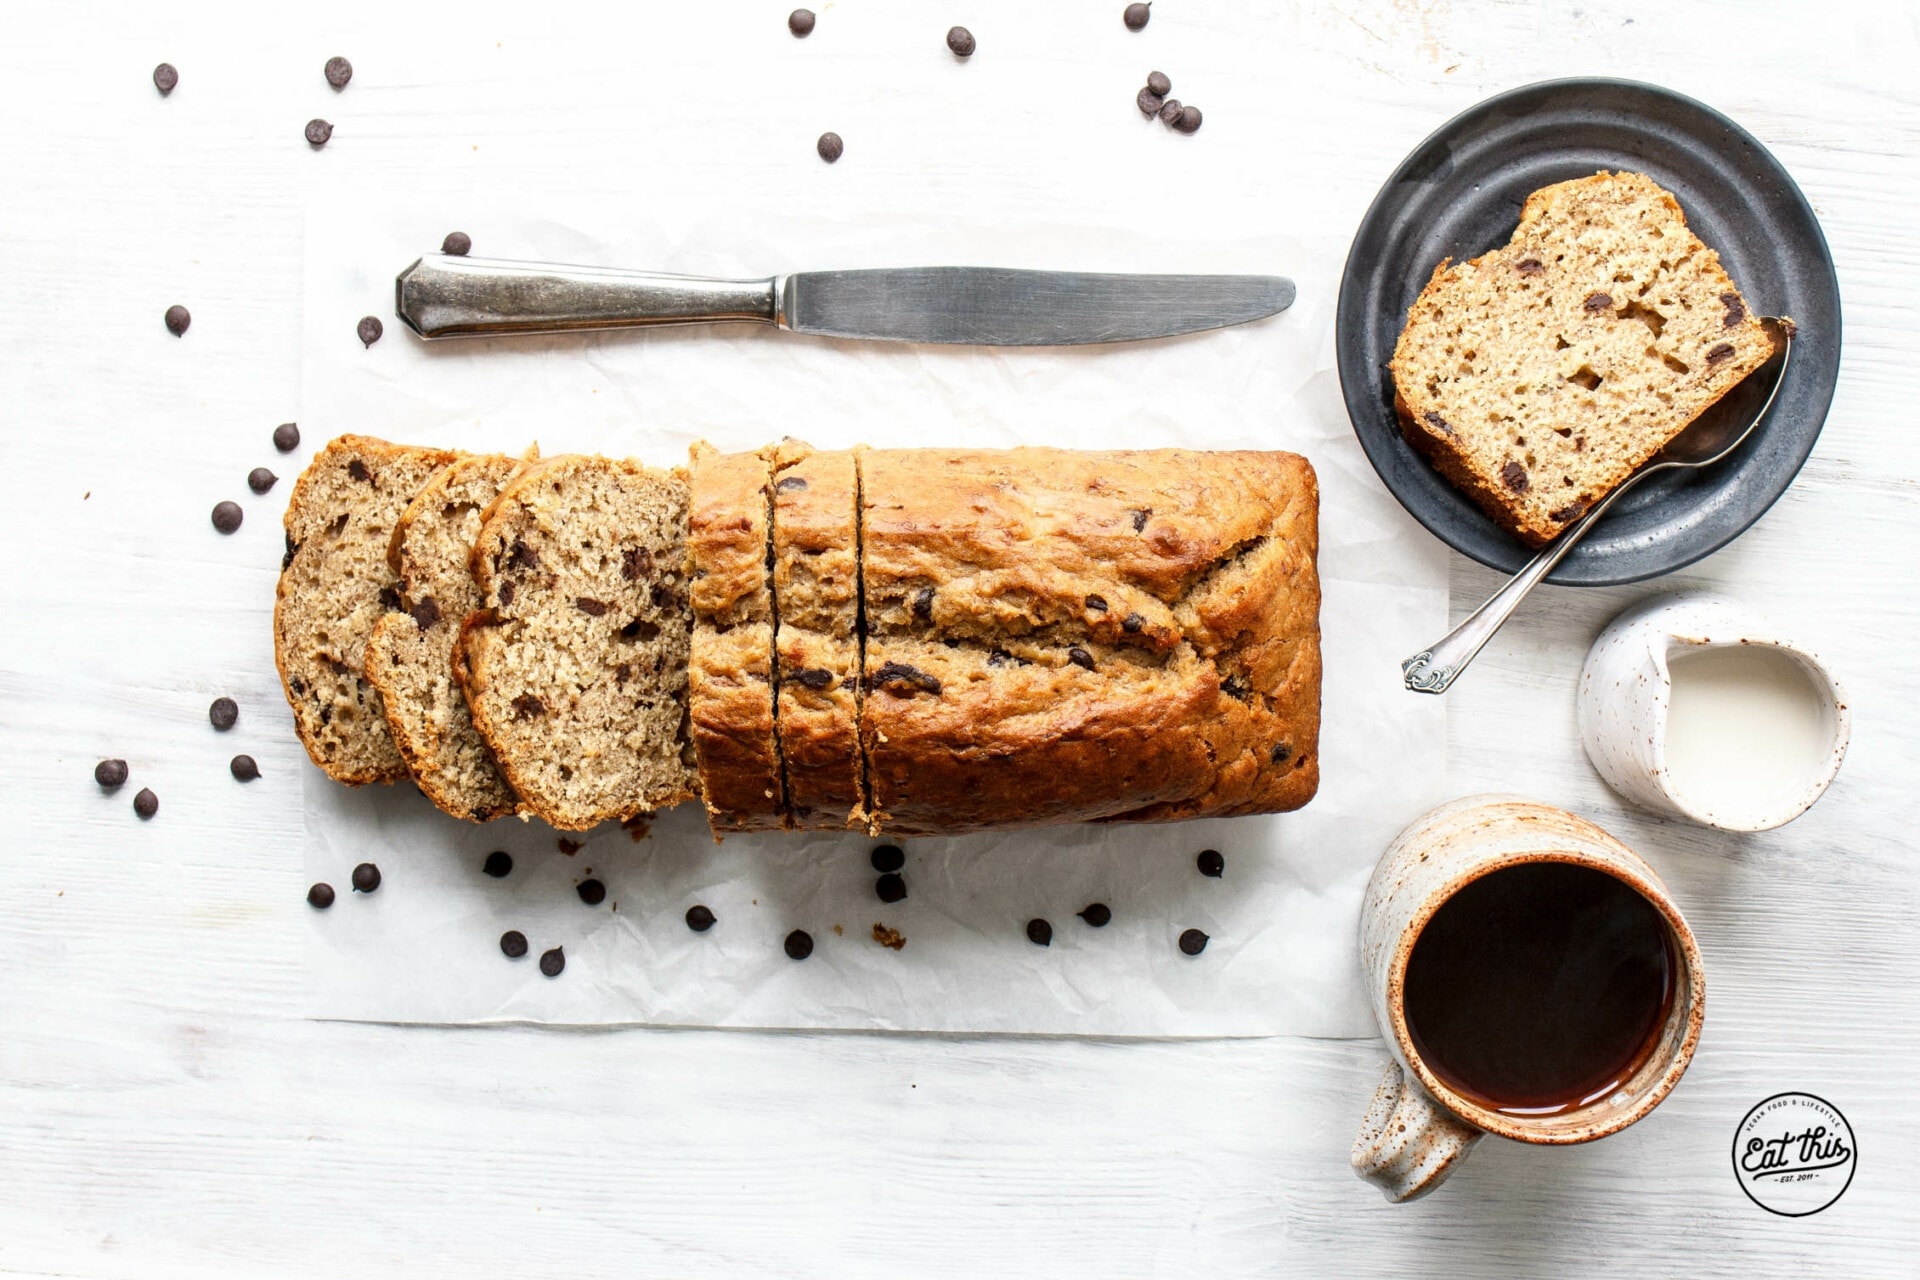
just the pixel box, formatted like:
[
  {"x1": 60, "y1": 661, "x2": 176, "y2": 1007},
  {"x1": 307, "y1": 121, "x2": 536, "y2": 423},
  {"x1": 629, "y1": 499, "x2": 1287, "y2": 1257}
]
[{"x1": 394, "y1": 254, "x2": 1294, "y2": 346}]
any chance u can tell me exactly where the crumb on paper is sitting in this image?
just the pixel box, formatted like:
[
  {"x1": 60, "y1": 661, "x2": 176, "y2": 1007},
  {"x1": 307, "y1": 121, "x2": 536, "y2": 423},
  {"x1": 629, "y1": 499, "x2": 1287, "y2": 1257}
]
[
  {"x1": 831, "y1": 924, "x2": 844, "y2": 936},
  {"x1": 872, "y1": 923, "x2": 906, "y2": 951},
  {"x1": 557, "y1": 837, "x2": 582, "y2": 855}
]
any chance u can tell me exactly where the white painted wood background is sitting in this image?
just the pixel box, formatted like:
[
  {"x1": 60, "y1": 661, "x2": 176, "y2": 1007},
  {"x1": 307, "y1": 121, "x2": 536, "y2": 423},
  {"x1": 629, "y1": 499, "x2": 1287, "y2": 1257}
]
[{"x1": 2, "y1": 1, "x2": 1916, "y2": 1275}]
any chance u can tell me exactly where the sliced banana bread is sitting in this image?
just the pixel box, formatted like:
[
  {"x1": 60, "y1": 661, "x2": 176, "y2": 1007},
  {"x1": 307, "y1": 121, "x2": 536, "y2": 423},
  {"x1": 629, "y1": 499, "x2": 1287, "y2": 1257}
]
[
  {"x1": 687, "y1": 442, "x2": 785, "y2": 833},
  {"x1": 457, "y1": 454, "x2": 697, "y2": 830},
  {"x1": 275, "y1": 435, "x2": 459, "y2": 784},
  {"x1": 770, "y1": 442, "x2": 866, "y2": 831},
  {"x1": 364, "y1": 451, "x2": 531, "y2": 821},
  {"x1": 1391, "y1": 170, "x2": 1775, "y2": 547}
]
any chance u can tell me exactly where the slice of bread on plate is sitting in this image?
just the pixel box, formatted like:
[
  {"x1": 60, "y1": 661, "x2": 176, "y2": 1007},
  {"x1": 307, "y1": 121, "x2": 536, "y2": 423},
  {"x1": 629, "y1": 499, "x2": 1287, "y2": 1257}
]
[{"x1": 1391, "y1": 170, "x2": 1775, "y2": 547}]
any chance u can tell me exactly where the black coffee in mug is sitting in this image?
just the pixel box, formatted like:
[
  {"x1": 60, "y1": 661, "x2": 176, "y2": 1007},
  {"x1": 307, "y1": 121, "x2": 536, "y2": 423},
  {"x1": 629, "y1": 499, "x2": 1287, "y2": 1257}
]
[{"x1": 1402, "y1": 860, "x2": 1676, "y2": 1118}]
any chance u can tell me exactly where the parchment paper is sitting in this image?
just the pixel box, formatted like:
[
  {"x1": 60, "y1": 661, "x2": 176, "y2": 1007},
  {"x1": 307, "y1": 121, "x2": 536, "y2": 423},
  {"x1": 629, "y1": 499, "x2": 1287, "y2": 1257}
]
[{"x1": 300, "y1": 200, "x2": 1448, "y2": 1036}]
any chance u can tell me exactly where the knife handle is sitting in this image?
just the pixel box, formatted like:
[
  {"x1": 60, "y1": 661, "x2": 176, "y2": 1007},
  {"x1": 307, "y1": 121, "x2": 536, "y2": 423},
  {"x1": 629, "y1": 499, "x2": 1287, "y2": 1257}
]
[{"x1": 394, "y1": 254, "x2": 780, "y2": 339}]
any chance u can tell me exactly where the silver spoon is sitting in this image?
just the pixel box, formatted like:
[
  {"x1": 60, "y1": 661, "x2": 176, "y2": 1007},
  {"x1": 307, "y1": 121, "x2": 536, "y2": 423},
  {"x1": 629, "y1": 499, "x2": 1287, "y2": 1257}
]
[{"x1": 1401, "y1": 316, "x2": 1795, "y2": 695}]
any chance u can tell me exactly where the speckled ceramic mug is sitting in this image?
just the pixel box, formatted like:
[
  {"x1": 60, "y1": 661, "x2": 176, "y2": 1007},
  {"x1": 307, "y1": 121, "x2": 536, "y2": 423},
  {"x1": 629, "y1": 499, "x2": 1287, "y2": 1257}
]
[{"x1": 1350, "y1": 795, "x2": 1706, "y2": 1202}]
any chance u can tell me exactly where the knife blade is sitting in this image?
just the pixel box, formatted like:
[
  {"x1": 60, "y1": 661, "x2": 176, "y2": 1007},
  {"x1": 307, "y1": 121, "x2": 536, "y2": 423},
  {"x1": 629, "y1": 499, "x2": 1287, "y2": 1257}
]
[{"x1": 395, "y1": 254, "x2": 1295, "y2": 346}]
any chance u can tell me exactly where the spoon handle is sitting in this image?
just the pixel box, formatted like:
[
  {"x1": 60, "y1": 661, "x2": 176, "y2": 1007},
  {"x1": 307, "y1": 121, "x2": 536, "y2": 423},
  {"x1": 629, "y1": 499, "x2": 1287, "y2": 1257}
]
[{"x1": 1400, "y1": 480, "x2": 1641, "y2": 694}]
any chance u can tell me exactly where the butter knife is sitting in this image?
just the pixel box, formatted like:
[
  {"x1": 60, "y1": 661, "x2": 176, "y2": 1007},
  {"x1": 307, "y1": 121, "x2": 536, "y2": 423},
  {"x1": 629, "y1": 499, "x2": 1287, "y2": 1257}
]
[{"x1": 395, "y1": 254, "x2": 1294, "y2": 346}]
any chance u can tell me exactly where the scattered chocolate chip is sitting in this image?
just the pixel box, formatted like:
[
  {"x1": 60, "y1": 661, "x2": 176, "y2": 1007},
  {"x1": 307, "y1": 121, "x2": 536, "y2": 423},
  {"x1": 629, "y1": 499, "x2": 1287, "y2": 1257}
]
[
  {"x1": 511, "y1": 693, "x2": 545, "y2": 720},
  {"x1": 409, "y1": 596, "x2": 442, "y2": 630},
  {"x1": 308, "y1": 882, "x2": 335, "y2": 909},
  {"x1": 946, "y1": 26, "x2": 975, "y2": 57},
  {"x1": 1147, "y1": 70, "x2": 1171, "y2": 96},
  {"x1": 621, "y1": 546, "x2": 652, "y2": 580},
  {"x1": 1121, "y1": 612, "x2": 1145, "y2": 634},
  {"x1": 356, "y1": 316, "x2": 384, "y2": 347},
  {"x1": 1550, "y1": 499, "x2": 1590, "y2": 523},
  {"x1": 1270, "y1": 742, "x2": 1292, "y2": 764},
  {"x1": 1706, "y1": 342, "x2": 1735, "y2": 365},
  {"x1": 211, "y1": 501, "x2": 243, "y2": 534},
  {"x1": 228, "y1": 755, "x2": 260, "y2": 786},
  {"x1": 539, "y1": 946, "x2": 566, "y2": 976},
  {"x1": 1158, "y1": 98, "x2": 1184, "y2": 126},
  {"x1": 1174, "y1": 105, "x2": 1203, "y2": 134},
  {"x1": 876, "y1": 873, "x2": 907, "y2": 904},
  {"x1": 1067, "y1": 646, "x2": 1095, "y2": 671},
  {"x1": 686, "y1": 904, "x2": 717, "y2": 932},
  {"x1": 95, "y1": 759, "x2": 129, "y2": 790},
  {"x1": 1137, "y1": 88, "x2": 1164, "y2": 116},
  {"x1": 873, "y1": 661, "x2": 942, "y2": 697},
  {"x1": 1085, "y1": 594, "x2": 1109, "y2": 613},
  {"x1": 134, "y1": 788, "x2": 159, "y2": 819},
  {"x1": 788, "y1": 8, "x2": 816, "y2": 36},
  {"x1": 1026, "y1": 918, "x2": 1053, "y2": 946},
  {"x1": 870, "y1": 844, "x2": 906, "y2": 873},
  {"x1": 1422, "y1": 410, "x2": 1455, "y2": 437},
  {"x1": 789, "y1": 667, "x2": 833, "y2": 692},
  {"x1": 577, "y1": 878, "x2": 607, "y2": 906},
  {"x1": 1721, "y1": 292, "x2": 1746, "y2": 328},
  {"x1": 817, "y1": 132, "x2": 844, "y2": 164},
  {"x1": 501, "y1": 930, "x2": 529, "y2": 958},
  {"x1": 575, "y1": 596, "x2": 609, "y2": 617},
  {"x1": 153, "y1": 63, "x2": 178, "y2": 95},
  {"x1": 1179, "y1": 927, "x2": 1210, "y2": 956},
  {"x1": 1583, "y1": 292, "x2": 1613, "y2": 314},
  {"x1": 483, "y1": 851, "x2": 513, "y2": 878},
  {"x1": 1130, "y1": 507, "x2": 1151, "y2": 532},
  {"x1": 1515, "y1": 258, "x2": 1545, "y2": 276},
  {"x1": 784, "y1": 929, "x2": 815, "y2": 960},
  {"x1": 1123, "y1": 2, "x2": 1151, "y2": 31},
  {"x1": 441, "y1": 231, "x2": 472, "y2": 256},
  {"x1": 347, "y1": 459, "x2": 372, "y2": 483},
  {"x1": 557, "y1": 837, "x2": 583, "y2": 856},
  {"x1": 247, "y1": 467, "x2": 277, "y2": 495},
  {"x1": 164, "y1": 304, "x2": 191, "y2": 336},
  {"x1": 273, "y1": 422, "x2": 301, "y2": 452},
  {"x1": 1078, "y1": 903, "x2": 1112, "y2": 928},
  {"x1": 305, "y1": 118, "x2": 333, "y2": 147},
  {"x1": 352, "y1": 862, "x2": 381, "y2": 893},
  {"x1": 324, "y1": 56, "x2": 353, "y2": 89},
  {"x1": 208, "y1": 697, "x2": 238, "y2": 730},
  {"x1": 1196, "y1": 849, "x2": 1224, "y2": 878}
]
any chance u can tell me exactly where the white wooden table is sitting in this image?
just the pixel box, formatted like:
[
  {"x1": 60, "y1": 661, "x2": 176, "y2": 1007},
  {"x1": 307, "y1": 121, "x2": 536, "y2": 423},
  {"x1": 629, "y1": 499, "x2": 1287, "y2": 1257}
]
[{"x1": 3, "y1": 2, "x2": 1915, "y2": 1274}]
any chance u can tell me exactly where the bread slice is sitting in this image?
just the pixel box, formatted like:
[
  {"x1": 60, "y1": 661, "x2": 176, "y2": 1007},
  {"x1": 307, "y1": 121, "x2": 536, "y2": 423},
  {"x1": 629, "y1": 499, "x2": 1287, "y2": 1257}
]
[
  {"x1": 770, "y1": 442, "x2": 866, "y2": 831},
  {"x1": 275, "y1": 435, "x2": 459, "y2": 784},
  {"x1": 457, "y1": 454, "x2": 697, "y2": 830},
  {"x1": 1391, "y1": 170, "x2": 1775, "y2": 547},
  {"x1": 364, "y1": 451, "x2": 532, "y2": 821},
  {"x1": 686, "y1": 443, "x2": 785, "y2": 833}
]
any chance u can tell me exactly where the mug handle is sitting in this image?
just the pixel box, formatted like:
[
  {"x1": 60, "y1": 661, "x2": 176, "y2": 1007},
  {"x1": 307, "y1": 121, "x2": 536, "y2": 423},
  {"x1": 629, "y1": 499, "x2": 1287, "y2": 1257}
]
[{"x1": 1350, "y1": 1060, "x2": 1484, "y2": 1202}]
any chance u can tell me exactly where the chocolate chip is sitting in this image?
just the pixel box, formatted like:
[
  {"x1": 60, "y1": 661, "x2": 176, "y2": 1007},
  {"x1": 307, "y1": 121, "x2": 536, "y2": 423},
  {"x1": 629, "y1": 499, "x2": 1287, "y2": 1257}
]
[
  {"x1": 621, "y1": 546, "x2": 651, "y2": 580},
  {"x1": 408, "y1": 596, "x2": 442, "y2": 630},
  {"x1": 870, "y1": 844, "x2": 906, "y2": 873},
  {"x1": 1196, "y1": 849, "x2": 1224, "y2": 878},
  {"x1": 1078, "y1": 903, "x2": 1112, "y2": 928},
  {"x1": 776, "y1": 474, "x2": 809, "y2": 492},
  {"x1": 1422, "y1": 410, "x2": 1455, "y2": 437},
  {"x1": 1706, "y1": 342, "x2": 1735, "y2": 365},
  {"x1": 227, "y1": 755, "x2": 259, "y2": 782},
  {"x1": 1123, "y1": 3, "x2": 1151, "y2": 31},
  {"x1": 1158, "y1": 99, "x2": 1183, "y2": 126},
  {"x1": 873, "y1": 662, "x2": 941, "y2": 696},
  {"x1": 308, "y1": 882, "x2": 335, "y2": 909},
  {"x1": 247, "y1": 467, "x2": 278, "y2": 495},
  {"x1": 153, "y1": 63, "x2": 178, "y2": 95},
  {"x1": 1221, "y1": 674, "x2": 1251, "y2": 701},
  {"x1": 575, "y1": 597, "x2": 609, "y2": 617},
  {"x1": 1501, "y1": 460, "x2": 1529, "y2": 493},
  {"x1": 686, "y1": 904, "x2": 717, "y2": 932},
  {"x1": 512, "y1": 694, "x2": 544, "y2": 720},
  {"x1": 1121, "y1": 612, "x2": 1145, "y2": 634},
  {"x1": 273, "y1": 422, "x2": 300, "y2": 452},
  {"x1": 283, "y1": 535, "x2": 299, "y2": 571},
  {"x1": 987, "y1": 648, "x2": 1011, "y2": 667},
  {"x1": 791, "y1": 667, "x2": 834, "y2": 690},
  {"x1": 133, "y1": 787, "x2": 159, "y2": 819},
  {"x1": 1583, "y1": 292, "x2": 1613, "y2": 314},
  {"x1": 1721, "y1": 292, "x2": 1746, "y2": 328},
  {"x1": 164, "y1": 304, "x2": 191, "y2": 336},
  {"x1": 1515, "y1": 258, "x2": 1544, "y2": 276},
  {"x1": 650, "y1": 584, "x2": 680, "y2": 612},
  {"x1": 1179, "y1": 928, "x2": 1210, "y2": 956},
  {"x1": 211, "y1": 501, "x2": 243, "y2": 534},
  {"x1": 324, "y1": 56, "x2": 353, "y2": 89},
  {"x1": 305, "y1": 118, "x2": 333, "y2": 147},
  {"x1": 378, "y1": 584, "x2": 402, "y2": 612},
  {"x1": 539, "y1": 946, "x2": 566, "y2": 976},
  {"x1": 352, "y1": 862, "x2": 381, "y2": 893},
  {"x1": 946, "y1": 26, "x2": 975, "y2": 57},
  {"x1": 557, "y1": 837, "x2": 583, "y2": 856},
  {"x1": 577, "y1": 878, "x2": 607, "y2": 906},
  {"x1": 1131, "y1": 507, "x2": 1151, "y2": 532},
  {"x1": 1067, "y1": 646, "x2": 1095, "y2": 671},
  {"x1": 1137, "y1": 88, "x2": 1164, "y2": 116},
  {"x1": 508, "y1": 539, "x2": 540, "y2": 571},
  {"x1": 95, "y1": 759, "x2": 129, "y2": 789},
  {"x1": 442, "y1": 231, "x2": 472, "y2": 256},
  {"x1": 788, "y1": 8, "x2": 815, "y2": 36},
  {"x1": 817, "y1": 132, "x2": 844, "y2": 163},
  {"x1": 209, "y1": 697, "x2": 239, "y2": 730},
  {"x1": 1174, "y1": 105, "x2": 1202, "y2": 134},
  {"x1": 1147, "y1": 70, "x2": 1171, "y2": 96},
  {"x1": 357, "y1": 316, "x2": 383, "y2": 347},
  {"x1": 1026, "y1": 918, "x2": 1053, "y2": 946},
  {"x1": 497, "y1": 581, "x2": 515, "y2": 606},
  {"x1": 876, "y1": 873, "x2": 908, "y2": 904},
  {"x1": 483, "y1": 851, "x2": 513, "y2": 878},
  {"x1": 348, "y1": 459, "x2": 372, "y2": 483},
  {"x1": 784, "y1": 929, "x2": 814, "y2": 960},
  {"x1": 1270, "y1": 742, "x2": 1292, "y2": 764},
  {"x1": 1550, "y1": 499, "x2": 1590, "y2": 524},
  {"x1": 912, "y1": 586, "x2": 936, "y2": 621},
  {"x1": 1085, "y1": 594, "x2": 1109, "y2": 613},
  {"x1": 501, "y1": 930, "x2": 528, "y2": 958}
]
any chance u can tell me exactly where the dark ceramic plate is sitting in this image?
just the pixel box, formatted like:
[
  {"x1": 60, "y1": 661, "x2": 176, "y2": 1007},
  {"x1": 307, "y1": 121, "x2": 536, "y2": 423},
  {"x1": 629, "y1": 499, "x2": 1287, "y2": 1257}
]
[{"x1": 1336, "y1": 78, "x2": 1840, "y2": 585}]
